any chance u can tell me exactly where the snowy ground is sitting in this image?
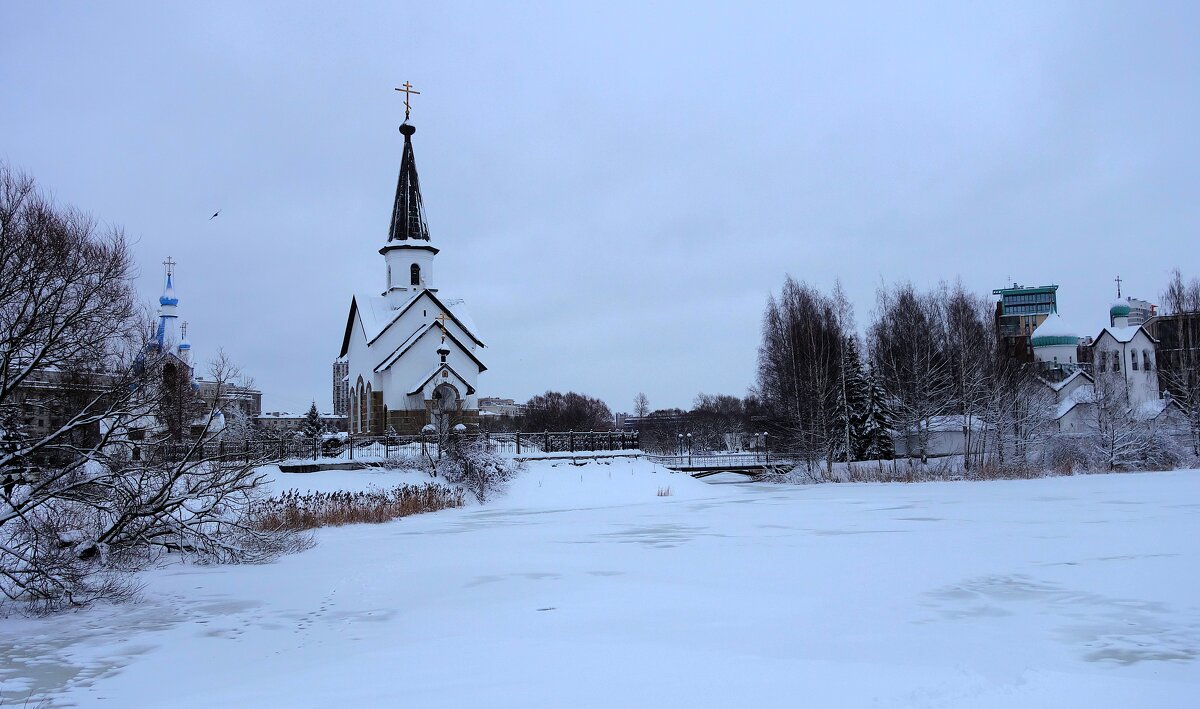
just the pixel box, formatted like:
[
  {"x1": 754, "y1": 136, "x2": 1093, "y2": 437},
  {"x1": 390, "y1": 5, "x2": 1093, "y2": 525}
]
[{"x1": 2, "y1": 459, "x2": 1199, "y2": 707}]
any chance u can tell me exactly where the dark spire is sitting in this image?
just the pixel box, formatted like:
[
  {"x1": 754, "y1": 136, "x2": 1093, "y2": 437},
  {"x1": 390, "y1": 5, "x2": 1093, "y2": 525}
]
[{"x1": 387, "y1": 123, "x2": 430, "y2": 242}]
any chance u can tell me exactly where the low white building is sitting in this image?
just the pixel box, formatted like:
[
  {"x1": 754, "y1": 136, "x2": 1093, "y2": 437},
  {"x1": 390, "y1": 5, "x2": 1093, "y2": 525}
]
[{"x1": 891, "y1": 416, "x2": 990, "y2": 458}]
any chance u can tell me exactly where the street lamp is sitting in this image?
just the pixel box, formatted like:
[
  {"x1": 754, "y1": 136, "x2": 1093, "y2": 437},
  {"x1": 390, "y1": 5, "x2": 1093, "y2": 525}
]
[
  {"x1": 687, "y1": 432, "x2": 693, "y2": 466},
  {"x1": 762, "y1": 432, "x2": 769, "y2": 464},
  {"x1": 677, "y1": 433, "x2": 683, "y2": 458}
]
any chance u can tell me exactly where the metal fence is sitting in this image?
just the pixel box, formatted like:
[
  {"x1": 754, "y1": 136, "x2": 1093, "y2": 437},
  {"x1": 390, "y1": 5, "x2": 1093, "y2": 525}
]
[{"x1": 148, "y1": 430, "x2": 640, "y2": 463}]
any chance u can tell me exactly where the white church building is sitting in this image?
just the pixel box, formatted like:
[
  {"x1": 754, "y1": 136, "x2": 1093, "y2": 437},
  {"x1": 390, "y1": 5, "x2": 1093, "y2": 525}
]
[
  {"x1": 1049, "y1": 300, "x2": 1189, "y2": 436},
  {"x1": 338, "y1": 117, "x2": 486, "y2": 435}
]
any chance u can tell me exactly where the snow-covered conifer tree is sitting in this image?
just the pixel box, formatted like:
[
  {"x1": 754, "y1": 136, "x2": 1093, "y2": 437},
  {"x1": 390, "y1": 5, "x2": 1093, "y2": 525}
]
[{"x1": 302, "y1": 402, "x2": 322, "y2": 438}]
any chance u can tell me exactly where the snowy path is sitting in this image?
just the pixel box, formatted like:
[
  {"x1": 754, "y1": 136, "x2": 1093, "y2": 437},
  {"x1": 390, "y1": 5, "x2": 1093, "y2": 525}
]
[{"x1": 2, "y1": 461, "x2": 1199, "y2": 707}]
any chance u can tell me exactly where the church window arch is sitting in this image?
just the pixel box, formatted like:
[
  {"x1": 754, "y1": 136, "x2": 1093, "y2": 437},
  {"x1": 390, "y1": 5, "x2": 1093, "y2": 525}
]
[
  {"x1": 1131, "y1": 350, "x2": 1139, "y2": 370},
  {"x1": 1143, "y1": 350, "x2": 1152, "y2": 371},
  {"x1": 1112, "y1": 350, "x2": 1120, "y2": 372},
  {"x1": 387, "y1": 264, "x2": 392, "y2": 288},
  {"x1": 410, "y1": 263, "x2": 421, "y2": 286},
  {"x1": 1099, "y1": 350, "x2": 1108, "y2": 371},
  {"x1": 355, "y1": 377, "x2": 365, "y2": 433},
  {"x1": 365, "y1": 383, "x2": 373, "y2": 433}
]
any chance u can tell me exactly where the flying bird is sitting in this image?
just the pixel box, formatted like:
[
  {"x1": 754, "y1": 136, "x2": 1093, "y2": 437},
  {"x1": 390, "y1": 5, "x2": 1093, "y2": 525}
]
[{"x1": 209, "y1": 210, "x2": 221, "y2": 220}]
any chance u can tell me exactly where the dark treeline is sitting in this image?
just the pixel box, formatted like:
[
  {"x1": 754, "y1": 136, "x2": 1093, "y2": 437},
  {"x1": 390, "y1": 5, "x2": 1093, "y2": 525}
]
[{"x1": 482, "y1": 391, "x2": 615, "y2": 433}]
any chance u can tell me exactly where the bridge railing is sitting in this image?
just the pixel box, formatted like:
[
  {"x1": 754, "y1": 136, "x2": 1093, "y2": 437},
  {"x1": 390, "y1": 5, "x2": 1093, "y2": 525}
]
[{"x1": 644, "y1": 451, "x2": 782, "y2": 469}]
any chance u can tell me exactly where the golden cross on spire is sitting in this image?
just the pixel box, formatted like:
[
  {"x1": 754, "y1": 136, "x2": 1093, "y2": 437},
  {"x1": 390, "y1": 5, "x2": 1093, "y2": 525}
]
[
  {"x1": 395, "y1": 81, "x2": 421, "y2": 121},
  {"x1": 163, "y1": 256, "x2": 176, "y2": 277}
]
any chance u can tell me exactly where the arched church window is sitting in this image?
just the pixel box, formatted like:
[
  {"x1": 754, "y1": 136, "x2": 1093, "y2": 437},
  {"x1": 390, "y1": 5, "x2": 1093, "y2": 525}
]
[
  {"x1": 1131, "y1": 350, "x2": 1139, "y2": 370},
  {"x1": 1144, "y1": 350, "x2": 1152, "y2": 371},
  {"x1": 365, "y1": 383, "x2": 372, "y2": 432},
  {"x1": 410, "y1": 264, "x2": 420, "y2": 286},
  {"x1": 1099, "y1": 351, "x2": 1108, "y2": 371},
  {"x1": 1112, "y1": 350, "x2": 1120, "y2": 372},
  {"x1": 387, "y1": 264, "x2": 392, "y2": 287}
]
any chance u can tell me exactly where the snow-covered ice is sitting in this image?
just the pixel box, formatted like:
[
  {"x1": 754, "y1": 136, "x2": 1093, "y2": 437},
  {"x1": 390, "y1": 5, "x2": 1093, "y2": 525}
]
[{"x1": 2, "y1": 459, "x2": 1199, "y2": 707}]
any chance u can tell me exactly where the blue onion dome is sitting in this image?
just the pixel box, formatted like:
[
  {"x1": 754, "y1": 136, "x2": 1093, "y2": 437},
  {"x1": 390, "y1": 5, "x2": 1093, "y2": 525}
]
[{"x1": 160, "y1": 273, "x2": 179, "y2": 306}]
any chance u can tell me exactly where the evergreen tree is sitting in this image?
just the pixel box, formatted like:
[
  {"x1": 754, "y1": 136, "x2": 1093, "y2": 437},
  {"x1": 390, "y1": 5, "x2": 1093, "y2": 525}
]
[
  {"x1": 302, "y1": 401, "x2": 323, "y2": 438},
  {"x1": 833, "y1": 335, "x2": 870, "y2": 462},
  {"x1": 859, "y1": 370, "x2": 895, "y2": 460}
]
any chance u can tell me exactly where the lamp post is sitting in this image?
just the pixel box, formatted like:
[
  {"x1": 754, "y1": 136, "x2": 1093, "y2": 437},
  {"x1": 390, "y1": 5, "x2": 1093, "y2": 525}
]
[
  {"x1": 687, "y1": 432, "x2": 693, "y2": 466},
  {"x1": 763, "y1": 432, "x2": 769, "y2": 465},
  {"x1": 677, "y1": 433, "x2": 683, "y2": 459}
]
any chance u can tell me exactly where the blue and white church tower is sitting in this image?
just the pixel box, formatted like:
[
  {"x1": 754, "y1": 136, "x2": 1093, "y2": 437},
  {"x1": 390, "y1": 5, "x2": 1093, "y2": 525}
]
[{"x1": 154, "y1": 256, "x2": 181, "y2": 353}]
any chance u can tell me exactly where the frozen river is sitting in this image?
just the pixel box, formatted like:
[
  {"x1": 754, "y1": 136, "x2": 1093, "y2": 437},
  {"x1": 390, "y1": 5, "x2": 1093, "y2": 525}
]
[{"x1": 2, "y1": 460, "x2": 1198, "y2": 707}]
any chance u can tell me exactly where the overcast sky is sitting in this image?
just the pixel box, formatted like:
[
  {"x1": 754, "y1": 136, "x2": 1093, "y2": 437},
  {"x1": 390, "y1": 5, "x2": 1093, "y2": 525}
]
[{"x1": 3, "y1": 2, "x2": 1198, "y2": 413}]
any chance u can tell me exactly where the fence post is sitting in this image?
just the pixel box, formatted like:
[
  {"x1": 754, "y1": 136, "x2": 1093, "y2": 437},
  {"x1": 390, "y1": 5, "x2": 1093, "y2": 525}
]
[
  {"x1": 516, "y1": 431, "x2": 521, "y2": 455},
  {"x1": 608, "y1": 431, "x2": 613, "y2": 451},
  {"x1": 349, "y1": 435, "x2": 354, "y2": 460},
  {"x1": 589, "y1": 430, "x2": 595, "y2": 452},
  {"x1": 544, "y1": 430, "x2": 550, "y2": 453},
  {"x1": 569, "y1": 431, "x2": 575, "y2": 453}
]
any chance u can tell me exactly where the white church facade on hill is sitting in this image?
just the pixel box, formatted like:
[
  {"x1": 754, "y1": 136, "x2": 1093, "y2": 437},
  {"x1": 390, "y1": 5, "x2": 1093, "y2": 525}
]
[{"x1": 338, "y1": 118, "x2": 486, "y2": 435}]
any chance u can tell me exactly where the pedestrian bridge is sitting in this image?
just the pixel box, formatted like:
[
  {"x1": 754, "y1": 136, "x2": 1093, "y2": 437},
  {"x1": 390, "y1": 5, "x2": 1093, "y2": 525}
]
[{"x1": 644, "y1": 453, "x2": 793, "y2": 478}]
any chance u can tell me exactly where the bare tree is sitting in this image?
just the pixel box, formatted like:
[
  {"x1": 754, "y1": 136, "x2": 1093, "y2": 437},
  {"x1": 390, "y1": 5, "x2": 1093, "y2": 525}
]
[
  {"x1": 867, "y1": 283, "x2": 953, "y2": 463},
  {"x1": 942, "y1": 281, "x2": 995, "y2": 469},
  {"x1": 1158, "y1": 269, "x2": 1200, "y2": 455},
  {"x1": 633, "y1": 392, "x2": 650, "y2": 419},
  {"x1": 753, "y1": 277, "x2": 846, "y2": 474},
  {"x1": 1, "y1": 167, "x2": 302, "y2": 612}
]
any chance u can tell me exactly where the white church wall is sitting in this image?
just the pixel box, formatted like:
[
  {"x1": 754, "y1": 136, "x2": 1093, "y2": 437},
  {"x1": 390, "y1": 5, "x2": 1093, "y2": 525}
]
[
  {"x1": 1034, "y1": 343, "x2": 1078, "y2": 366},
  {"x1": 383, "y1": 247, "x2": 437, "y2": 307},
  {"x1": 1092, "y1": 329, "x2": 1160, "y2": 409}
]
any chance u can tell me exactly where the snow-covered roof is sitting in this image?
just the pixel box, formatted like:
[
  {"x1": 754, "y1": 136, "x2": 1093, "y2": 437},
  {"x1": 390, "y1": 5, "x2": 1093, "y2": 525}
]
[
  {"x1": 1055, "y1": 385, "x2": 1096, "y2": 420},
  {"x1": 1096, "y1": 325, "x2": 1154, "y2": 344},
  {"x1": 1031, "y1": 313, "x2": 1078, "y2": 340},
  {"x1": 339, "y1": 289, "x2": 485, "y2": 358},
  {"x1": 353, "y1": 292, "x2": 421, "y2": 343},
  {"x1": 907, "y1": 416, "x2": 990, "y2": 433},
  {"x1": 374, "y1": 321, "x2": 487, "y2": 374},
  {"x1": 1133, "y1": 398, "x2": 1170, "y2": 421},
  {"x1": 442, "y1": 298, "x2": 479, "y2": 339},
  {"x1": 406, "y1": 364, "x2": 477, "y2": 397},
  {"x1": 1043, "y1": 368, "x2": 1091, "y2": 393}
]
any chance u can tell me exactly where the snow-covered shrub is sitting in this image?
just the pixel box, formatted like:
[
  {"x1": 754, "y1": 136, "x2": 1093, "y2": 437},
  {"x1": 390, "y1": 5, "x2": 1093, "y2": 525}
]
[
  {"x1": 439, "y1": 438, "x2": 522, "y2": 503},
  {"x1": 1139, "y1": 429, "x2": 1190, "y2": 471},
  {"x1": 1043, "y1": 435, "x2": 1089, "y2": 474}
]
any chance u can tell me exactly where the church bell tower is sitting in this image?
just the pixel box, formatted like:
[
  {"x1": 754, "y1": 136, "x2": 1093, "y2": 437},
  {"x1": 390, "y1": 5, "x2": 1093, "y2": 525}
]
[{"x1": 380, "y1": 86, "x2": 438, "y2": 307}]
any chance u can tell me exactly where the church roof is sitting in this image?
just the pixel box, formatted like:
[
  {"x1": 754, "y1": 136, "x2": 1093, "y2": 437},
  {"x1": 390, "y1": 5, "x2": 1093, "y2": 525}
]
[
  {"x1": 1095, "y1": 324, "x2": 1156, "y2": 345},
  {"x1": 386, "y1": 123, "x2": 430, "y2": 244},
  {"x1": 374, "y1": 320, "x2": 487, "y2": 374},
  {"x1": 407, "y1": 363, "x2": 476, "y2": 397},
  {"x1": 338, "y1": 289, "x2": 485, "y2": 358}
]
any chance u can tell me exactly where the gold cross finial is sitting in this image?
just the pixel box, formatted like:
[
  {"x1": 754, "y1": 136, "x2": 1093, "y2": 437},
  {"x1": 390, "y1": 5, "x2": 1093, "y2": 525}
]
[
  {"x1": 163, "y1": 256, "x2": 176, "y2": 277},
  {"x1": 435, "y1": 312, "x2": 449, "y2": 342},
  {"x1": 395, "y1": 81, "x2": 421, "y2": 121}
]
